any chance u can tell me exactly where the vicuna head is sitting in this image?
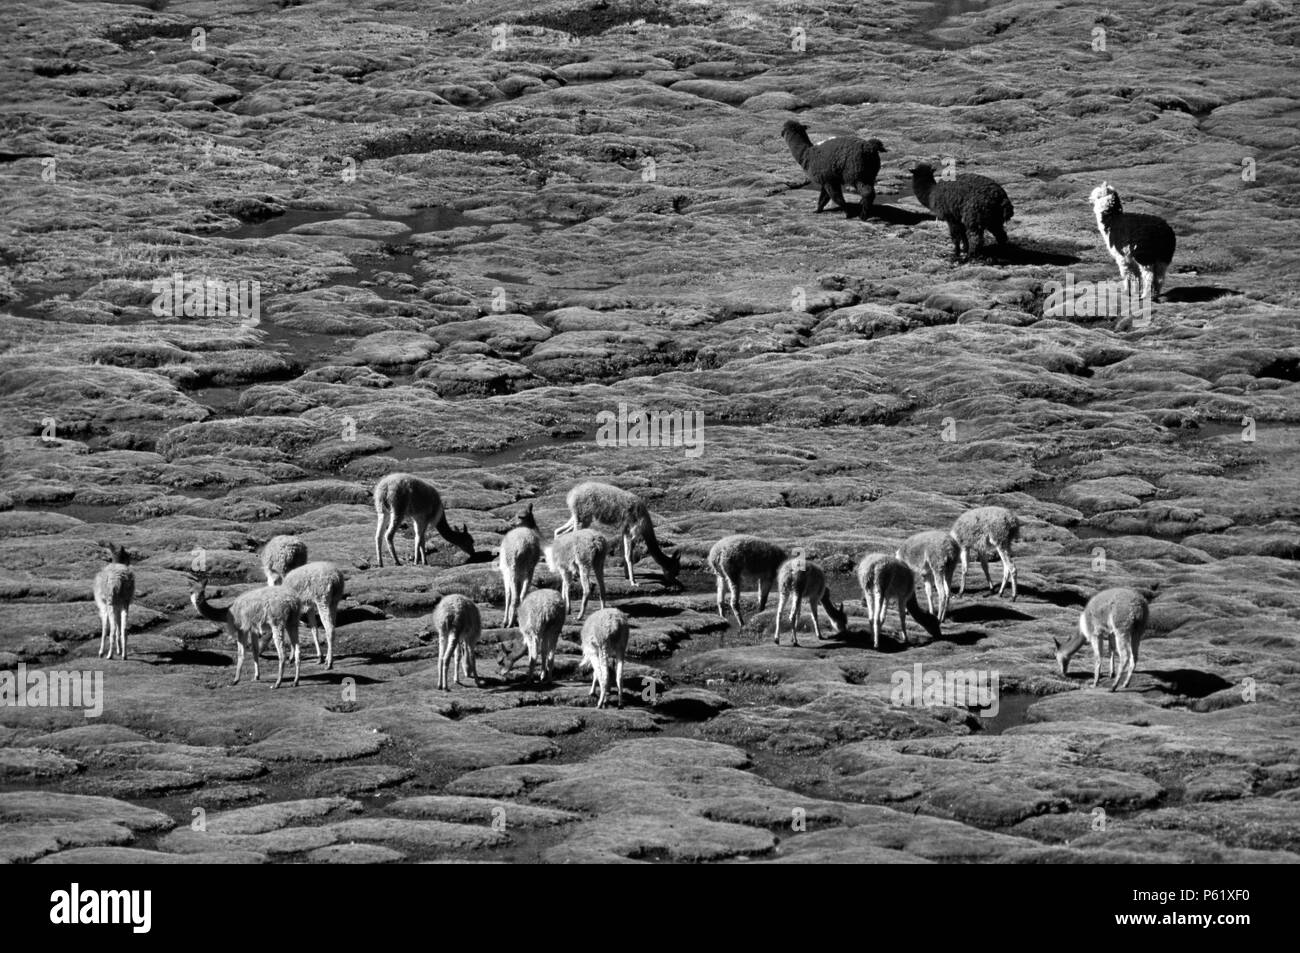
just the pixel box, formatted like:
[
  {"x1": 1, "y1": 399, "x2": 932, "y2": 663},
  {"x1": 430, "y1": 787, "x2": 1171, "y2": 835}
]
[
  {"x1": 105, "y1": 542, "x2": 130, "y2": 566},
  {"x1": 447, "y1": 522, "x2": 475, "y2": 557},
  {"x1": 510, "y1": 503, "x2": 538, "y2": 531},
  {"x1": 496, "y1": 641, "x2": 528, "y2": 676},
  {"x1": 825, "y1": 598, "x2": 849, "y2": 635}
]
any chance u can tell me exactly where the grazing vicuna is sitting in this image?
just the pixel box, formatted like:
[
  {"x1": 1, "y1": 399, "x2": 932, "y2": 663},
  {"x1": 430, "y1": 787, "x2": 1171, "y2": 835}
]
[
  {"x1": 499, "y1": 503, "x2": 541, "y2": 628},
  {"x1": 707, "y1": 534, "x2": 787, "y2": 628},
  {"x1": 281, "y1": 561, "x2": 345, "y2": 669},
  {"x1": 1055, "y1": 587, "x2": 1149, "y2": 691},
  {"x1": 432, "y1": 593, "x2": 482, "y2": 691},
  {"x1": 543, "y1": 528, "x2": 609, "y2": 619},
  {"x1": 579, "y1": 608, "x2": 630, "y2": 709},
  {"x1": 497, "y1": 588, "x2": 566, "y2": 683},
  {"x1": 261, "y1": 535, "x2": 307, "y2": 586},
  {"x1": 772, "y1": 553, "x2": 848, "y2": 646},
  {"x1": 554, "y1": 481, "x2": 680, "y2": 586},
  {"x1": 373, "y1": 473, "x2": 475, "y2": 567},
  {"x1": 93, "y1": 543, "x2": 134, "y2": 660},
  {"x1": 896, "y1": 530, "x2": 960, "y2": 621},
  {"x1": 189, "y1": 578, "x2": 301, "y2": 688},
  {"x1": 856, "y1": 554, "x2": 943, "y2": 649},
  {"x1": 949, "y1": 505, "x2": 1020, "y2": 600}
]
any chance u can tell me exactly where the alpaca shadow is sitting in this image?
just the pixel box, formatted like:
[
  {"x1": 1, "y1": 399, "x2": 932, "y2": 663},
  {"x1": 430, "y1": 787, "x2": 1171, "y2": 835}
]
[
  {"x1": 932, "y1": 627, "x2": 987, "y2": 647},
  {"x1": 944, "y1": 603, "x2": 1036, "y2": 624},
  {"x1": 618, "y1": 601, "x2": 680, "y2": 618},
  {"x1": 1161, "y1": 286, "x2": 1238, "y2": 303},
  {"x1": 1145, "y1": 668, "x2": 1234, "y2": 698},
  {"x1": 464, "y1": 551, "x2": 496, "y2": 564},
  {"x1": 981, "y1": 243, "x2": 1081, "y2": 267},
  {"x1": 863, "y1": 202, "x2": 932, "y2": 226},
  {"x1": 337, "y1": 606, "x2": 384, "y2": 626}
]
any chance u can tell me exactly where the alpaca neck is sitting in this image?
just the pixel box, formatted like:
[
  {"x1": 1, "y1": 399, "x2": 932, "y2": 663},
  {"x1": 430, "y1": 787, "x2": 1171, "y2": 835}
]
[
  {"x1": 912, "y1": 177, "x2": 935, "y2": 209},
  {"x1": 637, "y1": 517, "x2": 674, "y2": 570},
  {"x1": 784, "y1": 131, "x2": 812, "y2": 170}
]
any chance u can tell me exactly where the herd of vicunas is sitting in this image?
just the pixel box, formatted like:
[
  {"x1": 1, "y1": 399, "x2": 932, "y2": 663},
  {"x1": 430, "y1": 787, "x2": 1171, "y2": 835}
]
[{"x1": 91, "y1": 475, "x2": 1151, "y2": 708}]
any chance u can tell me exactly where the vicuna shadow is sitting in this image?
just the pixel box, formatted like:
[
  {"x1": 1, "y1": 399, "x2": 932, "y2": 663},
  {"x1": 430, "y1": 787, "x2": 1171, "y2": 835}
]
[{"x1": 1162, "y1": 285, "x2": 1239, "y2": 303}]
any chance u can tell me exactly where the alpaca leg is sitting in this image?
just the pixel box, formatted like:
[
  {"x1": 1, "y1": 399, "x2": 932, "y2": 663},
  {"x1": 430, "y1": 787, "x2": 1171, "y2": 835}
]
[
  {"x1": 996, "y1": 545, "x2": 1017, "y2": 600},
  {"x1": 808, "y1": 601, "x2": 823, "y2": 642},
  {"x1": 957, "y1": 548, "x2": 969, "y2": 594},
  {"x1": 1121, "y1": 638, "x2": 1139, "y2": 690},
  {"x1": 467, "y1": 647, "x2": 479, "y2": 688},
  {"x1": 1086, "y1": 623, "x2": 1102, "y2": 688},
  {"x1": 322, "y1": 605, "x2": 335, "y2": 670},
  {"x1": 715, "y1": 573, "x2": 726, "y2": 621},
  {"x1": 250, "y1": 634, "x2": 262, "y2": 683},
  {"x1": 233, "y1": 641, "x2": 245, "y2": 685},
  {"x1": 614, "y1": 658, "x2": 624, "y2": 709},
  {"x1": 758, "y1": 578, "x2": 772, "y2": 612},
  {"x1": 307, "y1": 607, "x2": 322, "y2": 663},
  {"x1": 990, "y1": 224, "x2": 1008, "y2": 246},
  {"x1": 790, "y1": 592, "x2": 804, "y2": 647},
  {"x1": 1152, "y1": 262, "x2": 1167, "y2": 299},
  {"x1": 594, "y1": 564, "x2": 607, "y2": 611},
  {"x1": 922, "y1": 576, "x2": 935, "y2": 616},
  {"x1": 979, "y1": 554, "x2": 993, "y2": 592},
  {"x1": 98, "y1": 607, "x2": 109, "y2": 658},
  {"x1": 374, "y1": 511, "x2": 386, "y2": 567},
  {"x1": 870, "y1": 592, "x2": 881, "y2": 650},
  {"x1": 291, "y1": 636, "x2": 300, "y2": 688},
  {"x1": 827, "y1": 181, "x2": 848, "y2": 215},
  {"x1": 589, "y1": 666, "x2": 599, "y2": 699},
  {"x1": 815, "y1": 185, "x2": 830, "y2": 213},
  {"x1": 118, "y1": 607, "x2": 128, "y2": 660},
  {"x1": 897, "y1": 598, "x2": 908, "y2": 646},
  {"x1": 554, "y1": 515, "x2": 576, "y2": 537},
  {"x1": 773, "y1": 591, "x2": 786, "y2": 645},
  {"x1": 857, "y1": 180, "x2": 875, "y2": 218}
]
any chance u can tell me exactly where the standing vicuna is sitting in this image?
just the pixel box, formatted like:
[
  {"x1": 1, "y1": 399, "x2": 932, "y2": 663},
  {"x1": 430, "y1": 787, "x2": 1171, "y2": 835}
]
[
  {"x1": 949, "y1": 506, "x2": 1020, "y2": 601},
  {"x1": 896, "y1": 530, "x2": 960, "y2": 622},
  {"x1": 373, "y1": 473, "x2": 475, "y2": 567},
  {"x1": 708, "y1": 534, "x2": 786, "y2": 628},
  {"x1": 579, "y1": 608, "x2": 630, "y2": 709},
  {"x1": 93, "y1": 543, "x2": 135, "y2": 660},
  {"x1": 554, "y1": 481, "x2": 680, "y2": 587},
  {"x1": 281, "y1": 561, "x2": 346, "y2": 670},
  {"x1": 261, "y1": 535, "x2": 307, "y2": 585},
  {"x1": 433, "y1": 593, "x2": 482, "y2": 691},
  {"x1": 497, "y1": 588, "x2": 566, "y2": 684},
  {"x1": 772, "y1": 552, "x2": 848, "y2": 646},
  {"x1": 189, "y1": 578, "x2": 301, "y2": 688},
  {"x1": 856, "y1": 554, "x2": 943, "y2": 650},
  {"x1": 499, "y1": 503, "x2": 542, "y2": 628},
  {"x1": 1056, "y1": 588, "x2": 1149, "y2": 691},
  {"x1": 543, "y1": 528, "x2": 609, "y2": 619}
]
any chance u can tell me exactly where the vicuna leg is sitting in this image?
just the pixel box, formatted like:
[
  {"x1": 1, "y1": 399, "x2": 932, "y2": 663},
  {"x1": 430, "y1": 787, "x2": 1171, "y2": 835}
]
[
  {"x1": 622, "y1": 533, "x2": 637, "y2": 586},
  {"x1": 979, "y1": 552, "x2": 993, "y2": 591},
  {"x1": 438, "y1": 635, "x2": 454, "y2": 691},
  {"x1": 728, "y1": 576, "x2": 745, "y2": 627},
  {"x1": 956, "y1": 547, "x2": 969, "y2": 595},
  {"x1": 808, "y1": 600, "x2": 823, "y2": 642},
  {"x1": 270, "y1": 629, "x2": 286, "y2": 690},
  {"x1": 384, "y1": 511, "x2": 401, "y2": 566},
  {"x1": 233, "y1": 640, "x2": 246, "y2": 685},
  {"x1": 773, "y1": 591, "x2": 787, "y2": 645},
  {"x1": 412, "y1": 516, "x2": 428, "y2": 566},
  {"x1": 922, "y1": 575, "x2": 935, "y2": 616},
  {"x1": 757, "y1": 578, "x2": 772, "y2": 612},
  {"x1": 790, "y1": 591, "x2": 804, "y2": 647},
  {"x1": 576, "y1": 565, "x2": 590, "y2": 620},
  {"x1": 715, "y1": 574, "x2": 726, "y2": 621},
  {"x1": 896, "y1": 597, "x2": 908, "y2": 646},
  {"x1": 98, "y1": 607, "x2": 110, "y2": 658},
  {"x1": 117, "y1": 607, "x2": 128, "y2": 659},
  {"x1": 994, "y1": 544, "x2": 1016, "y2": 599},
  {"x1": 614, "y1": 657, "x2": 624, "y2": 710}
]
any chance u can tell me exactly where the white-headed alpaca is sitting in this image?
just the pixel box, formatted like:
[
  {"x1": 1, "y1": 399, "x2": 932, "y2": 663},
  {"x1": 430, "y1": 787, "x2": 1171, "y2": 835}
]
[
  {"x1": 950, "y1": 506, "x2": 1020, "y2": 600},
  {"x1": 281, "y1": 561, "x2": 345, "y2": 670},
  {"x1": 896, "y1": 530, "x2": 960, "y2": 621},
  {"x1": 433, "y1": 593, "x2": 482, "y2": 691},
  {"x1": 708, "y1": 534, "x2": 787, "y2": 628},
  {"x1": 856, "y1": 554, "x2": 918, "y2": 649},
  {"x1": 499, "y1": 503, "x2": 541, "y2": 628},
  {"x1": 189, "y1": 578, "x2": 301, "y2": 688},
  {"x1": 497, "y1": 588, "x2": 566, "y2": 683},
  {"x1": 1055, "y1": 588, "x2": 1149, "y2": 691},
  {"x1": 543, "y1": 529, "x2": 609, "y2": 620},
  {"x1": 579, "y1": 607, "x2": 630, "y2": 709},
  {"x1": 261, "y1": 535, "x2": 307, "y2": 586},
  {"x1": 93, "y1": 543, "x2": 135, "y2": 660},
  {"x1": 1090, "y1": 182, "x2": 1176, "y2": 303},
  {"x1": 373, "y1": 473, "x2": 475, "y2": 567},
  {"x1": 773, "y1": 553, "x2": 848, "y2": 646},
  {"x1": 554, "y1": 481, "x2": 680, "y2": 587}
]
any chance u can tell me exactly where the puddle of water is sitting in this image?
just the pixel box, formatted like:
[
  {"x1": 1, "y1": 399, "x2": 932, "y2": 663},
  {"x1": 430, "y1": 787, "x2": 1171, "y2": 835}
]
[
  {"x1": 470, "y1": 431, "x2": 593, "y2": 468},
  {"x1": 896, "y1": 0, "x2": 994, "y2": 50},
  {"x1": 978, "y1": 691, "x2": 1038, "y2": 734},
  {"x1": 13, "y1": 502, "x2": 122, "y2": 523}
]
